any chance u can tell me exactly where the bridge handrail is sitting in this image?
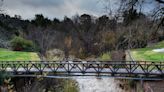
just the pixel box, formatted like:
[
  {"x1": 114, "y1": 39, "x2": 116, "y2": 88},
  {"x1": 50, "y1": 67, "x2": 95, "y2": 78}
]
[{"x1": 0, "y1": 61, "x2": 163, "y2": 67}]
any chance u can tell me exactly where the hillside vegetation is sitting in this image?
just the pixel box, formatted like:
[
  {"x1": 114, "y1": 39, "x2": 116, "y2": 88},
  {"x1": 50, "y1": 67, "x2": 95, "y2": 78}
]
[
  {"x1": 0, "y1": 48, "x2": 40, "y2": 61},
  {"x1": 0, "y1": 13, "x2": 163, "y2": 60}
]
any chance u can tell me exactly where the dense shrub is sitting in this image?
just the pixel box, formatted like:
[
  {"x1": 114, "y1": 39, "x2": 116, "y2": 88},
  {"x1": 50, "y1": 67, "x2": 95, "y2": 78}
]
[
  {"x1": 10, "y1": 36, "x2": 36, "y2": 51},
  {"x1": 0, "y1": 71, "x2": 9, "y2": 85}
]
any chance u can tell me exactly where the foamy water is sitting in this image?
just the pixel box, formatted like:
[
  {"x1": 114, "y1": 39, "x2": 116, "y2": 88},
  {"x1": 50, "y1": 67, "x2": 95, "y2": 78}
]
[{"x1": 76, "y1": 78, "x2": 125, "y2": 92}]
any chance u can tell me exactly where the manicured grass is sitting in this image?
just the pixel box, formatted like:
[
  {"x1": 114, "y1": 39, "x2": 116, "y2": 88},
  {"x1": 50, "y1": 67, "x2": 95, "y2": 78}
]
[
  {"x1": 130, "y1": 41, "x2": 164, "y2": 61},
  {"x1": 0, "y1": 48, "x2": 40, "y2": 61},
  {"x1": 153, "y1": 41, "x2": 164, "y2": 48},
  {"x1": 98, "y1": 52, "x2": 111, "y2": 61}
]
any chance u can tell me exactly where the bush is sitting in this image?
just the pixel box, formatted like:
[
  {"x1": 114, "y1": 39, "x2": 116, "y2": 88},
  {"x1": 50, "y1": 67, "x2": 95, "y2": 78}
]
[
  {"x1": 0, "y1": 71, "x2": 9, "y2": 85},
  {"x1": 10, "y1": 36, "x2": 36, "y2": 51}
]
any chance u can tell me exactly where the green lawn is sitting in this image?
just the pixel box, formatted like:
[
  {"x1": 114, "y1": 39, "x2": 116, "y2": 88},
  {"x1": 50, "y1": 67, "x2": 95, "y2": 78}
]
[
  {"x1": 130, "y1": 41, "x2": 164, "y2": 61},
  {"x1": 98, "y1": 52, "x2": 111, "y2": 61},
  {"x1": 0, "y1": 48, "x2": 40, "y2": 61}
]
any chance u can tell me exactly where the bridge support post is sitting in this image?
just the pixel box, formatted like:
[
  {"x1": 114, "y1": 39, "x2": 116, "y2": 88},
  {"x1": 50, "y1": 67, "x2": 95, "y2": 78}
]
[{"x1": 140, "y1": 79, "x2": 144, "y2": 92}]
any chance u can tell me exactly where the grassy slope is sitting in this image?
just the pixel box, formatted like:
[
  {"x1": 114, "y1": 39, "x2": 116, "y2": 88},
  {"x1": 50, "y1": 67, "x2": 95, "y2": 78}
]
[
  {"x1": 0, "y1": 48, "x2": 40, "y2": 61},
  {"x1": 98, "y1": 52, "x2": 111, "y2": 61},
  {"x1": 130, "y1": 41, "x2": 164, "y2": 61}
]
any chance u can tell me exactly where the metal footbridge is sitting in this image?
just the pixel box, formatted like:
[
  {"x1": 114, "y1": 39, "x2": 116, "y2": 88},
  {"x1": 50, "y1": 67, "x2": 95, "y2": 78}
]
[{"x1": 0, "y1": 61, "x2": 163, "y2": 80}]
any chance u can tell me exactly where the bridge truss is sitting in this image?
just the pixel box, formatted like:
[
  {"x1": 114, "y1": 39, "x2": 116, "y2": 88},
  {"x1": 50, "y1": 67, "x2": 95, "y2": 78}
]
[{"x1": 0, "y1": 61, "x2": 163, "y2": 80}]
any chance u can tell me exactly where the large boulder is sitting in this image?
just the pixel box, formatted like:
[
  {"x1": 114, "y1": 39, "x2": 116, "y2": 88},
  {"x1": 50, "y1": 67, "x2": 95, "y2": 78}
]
[
  {"x1": 45, "y1": 49, "x2": 65, "y2": 61},
  {"x1": 111, "y1": 50, "x2": 126, "y2": 61}
]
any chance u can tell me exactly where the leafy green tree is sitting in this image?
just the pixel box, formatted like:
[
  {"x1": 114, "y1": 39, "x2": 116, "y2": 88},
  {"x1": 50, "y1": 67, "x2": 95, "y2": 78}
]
[{"x1": 10, "y1": 36, "x2": 36, "y2": 51}]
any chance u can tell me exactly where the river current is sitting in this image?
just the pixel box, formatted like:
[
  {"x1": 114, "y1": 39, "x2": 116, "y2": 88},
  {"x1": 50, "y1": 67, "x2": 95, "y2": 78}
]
[{"x1": 75, "y1": 78, "x2": 125, "y2": 92}]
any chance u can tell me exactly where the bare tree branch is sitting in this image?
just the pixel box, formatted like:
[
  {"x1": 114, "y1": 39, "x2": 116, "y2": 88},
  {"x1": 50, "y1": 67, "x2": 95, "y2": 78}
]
[{"x1": 155, "y1": 0, "x2": 164, "y2": 4}]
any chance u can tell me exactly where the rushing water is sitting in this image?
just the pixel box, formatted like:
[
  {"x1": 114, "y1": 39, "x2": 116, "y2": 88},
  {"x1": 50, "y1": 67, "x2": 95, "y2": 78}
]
[{"x1": 76, "y1": 77, "x2": 125, "y2": 92}]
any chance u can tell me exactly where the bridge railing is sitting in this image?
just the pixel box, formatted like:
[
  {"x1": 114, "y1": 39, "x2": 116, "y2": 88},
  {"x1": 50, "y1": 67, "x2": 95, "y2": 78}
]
[{"x1": 0, "y1": 61, "x2": 163, "y2": 79}]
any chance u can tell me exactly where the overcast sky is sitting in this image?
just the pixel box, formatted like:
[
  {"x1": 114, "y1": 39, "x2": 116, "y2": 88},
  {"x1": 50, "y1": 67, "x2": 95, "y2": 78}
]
[
  {"x1": 1, "y1": 0, "x2": 111, "y2": 20},
  {"x1": 0, "y1": 0, "x2": 159, "y2": 20}
]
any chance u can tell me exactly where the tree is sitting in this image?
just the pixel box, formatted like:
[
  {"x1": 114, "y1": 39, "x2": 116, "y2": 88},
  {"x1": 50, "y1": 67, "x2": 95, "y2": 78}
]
[
  {"x1": 60, "y1": 16, "x2": 74, "y2": 33},
  {"x1": 64, "y1": 36, "x2": 72, "y2": 59},
  {"x1": 10, "y1": 36, "x2": 36, "y2": 51},
  {"x1": 119, "y1": 0, "x2": 164, "y2": 39},
  {"x1": 26, "y1": 25, "x2": 65, "y2": 59},
  {"x1": 101, "y1": 31, "x2": 116, "y2": 51},
  {"x1": 96, "y1": 15, "x2": 110, "y2": 31},
  {"x1": 72, "y1": 14, "x2": 98, "y2": 56},
  {"x1": 32, "y1": 14, "x2": 51, "y2": 27}
]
